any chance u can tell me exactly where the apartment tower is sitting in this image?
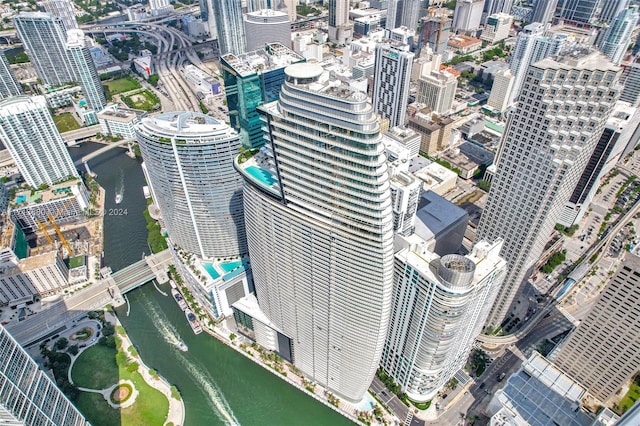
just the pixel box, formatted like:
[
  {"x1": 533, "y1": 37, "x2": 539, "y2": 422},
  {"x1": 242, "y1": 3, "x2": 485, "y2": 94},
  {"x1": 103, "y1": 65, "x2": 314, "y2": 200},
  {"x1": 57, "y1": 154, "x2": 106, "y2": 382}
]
[
  {"x1": 599, "y1": 6, "x2": 639, "y2": 65},
  {"x1": 235, "y1": 63, "x2": 394, "y2": 402},
  {"x1": 0, "y1": 324, "x2": 89, "y2": 425},
  {"x1": 14, "y1": 12, "x2": 74, "y2": 86},
  {"x1": 453, "y1": 0, "x2": 485, "y2": 33},
  {"x1": 66, "y1": 29, "x2": 107, "y2": 112},
  {"x1": 382, "y1": 240, "x2": 506, "y2": 401},
  {"x1": 557, "y1": 0, "x2": 599, "y2": 23},
  {"x1": 243, "y1": 10, "x2": 291, "y2": 52},
  {"x1": 507, "y1": 22, "x2": 566, "y2": 105},
  {"x1": 554, "y1": 253, "x2": 640, "y2": 403},
  {"x1": 531, "y1": 0, "x2": 559, "y2": 25},
  {"x1": 212, "y1": 0, "x2": 246, "y2": 55},
  {"x1": 0, "y1": 96, "x2": 78, "y2": 187},
  {"x1": 372, "y1": 41, "x2": 414, "y2": 128},
  {"x1": 386, "y1": 0, "x2": 421, "y2": 31},
  {"x1": 328, "y1": 0, "x2": 352, "y2": 44},
  {"x1": 0, "y1": 51, "x2": 22, "y2": 99},
  {"x1": 38, "y1": 0, "x2": 78, "y2": 31},
  {"x1": 599, "y1": 0, "x2": 631, "y2": 24},
  {"x1": 476, "y1": 50, "x2": 621, "y2": 329},
  {"x1": 135, "y1": 112, "x2": 246, "y2": 259}
]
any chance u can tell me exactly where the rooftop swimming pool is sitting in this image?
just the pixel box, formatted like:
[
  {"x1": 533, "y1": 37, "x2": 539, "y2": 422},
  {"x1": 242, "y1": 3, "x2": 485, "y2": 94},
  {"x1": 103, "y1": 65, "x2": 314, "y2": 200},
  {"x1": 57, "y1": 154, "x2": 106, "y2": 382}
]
[
  {"x1": 202, "y1": 262, "x2": 220, "y2": 280},
  {"x1": 246, "y1": 165, "x2": 277, "y2": 187},
  {"x1": 15, "y1": 195, "x2": 27, "y2": 204},
  {"x1": 220, "y1": 260, "x2": 244, "y2": 273}
]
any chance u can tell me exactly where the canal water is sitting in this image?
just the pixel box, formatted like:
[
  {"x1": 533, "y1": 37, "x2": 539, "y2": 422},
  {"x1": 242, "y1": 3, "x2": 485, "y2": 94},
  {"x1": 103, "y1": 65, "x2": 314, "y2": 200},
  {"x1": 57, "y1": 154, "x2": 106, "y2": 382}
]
[{"x1": 69, "y1": 143, "x2": 352, "y2": 425}]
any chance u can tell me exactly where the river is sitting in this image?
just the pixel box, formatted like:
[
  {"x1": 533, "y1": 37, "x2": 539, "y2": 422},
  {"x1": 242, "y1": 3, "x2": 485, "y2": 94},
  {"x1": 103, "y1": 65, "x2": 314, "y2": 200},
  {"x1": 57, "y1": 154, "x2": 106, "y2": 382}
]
[{"x1": 69, "y1": 143, "x2": 352, "y2": 426}]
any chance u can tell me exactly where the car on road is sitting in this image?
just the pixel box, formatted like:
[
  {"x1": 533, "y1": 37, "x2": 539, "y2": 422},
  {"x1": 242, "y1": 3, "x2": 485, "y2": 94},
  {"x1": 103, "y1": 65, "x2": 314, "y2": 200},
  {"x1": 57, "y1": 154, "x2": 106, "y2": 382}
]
[
  {"x1": 479, "y1": 383, "x2": 486, "y2": 389},
  {"x1": 497, "y1": 372, "x2": 506, "y2": 382}
]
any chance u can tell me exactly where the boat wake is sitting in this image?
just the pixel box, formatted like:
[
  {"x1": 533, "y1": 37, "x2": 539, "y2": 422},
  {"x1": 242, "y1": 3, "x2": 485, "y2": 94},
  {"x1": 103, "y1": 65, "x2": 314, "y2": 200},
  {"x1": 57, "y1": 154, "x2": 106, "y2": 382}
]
[
  {"x1": 136, "y1": 294, "x2": 240, "y2": 424},
  {"x1": 139, "y1": 297, "x2": 184, "y2": 349},
  {"x1": 175, "y1": 354, "x2": 241, "y2": 426}
]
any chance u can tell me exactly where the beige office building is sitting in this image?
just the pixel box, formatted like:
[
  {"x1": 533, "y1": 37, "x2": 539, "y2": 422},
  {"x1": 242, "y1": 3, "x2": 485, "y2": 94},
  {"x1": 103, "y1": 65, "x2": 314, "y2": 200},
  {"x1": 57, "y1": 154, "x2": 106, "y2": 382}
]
[{"x1": 554, "y1": 253, "x2": 640, "y2": 403}]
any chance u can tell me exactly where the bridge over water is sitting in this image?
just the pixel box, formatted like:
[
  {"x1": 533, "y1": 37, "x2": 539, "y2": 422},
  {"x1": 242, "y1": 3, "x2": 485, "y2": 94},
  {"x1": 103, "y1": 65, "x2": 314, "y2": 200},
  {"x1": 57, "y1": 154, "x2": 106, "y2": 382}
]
[{"x1": 5, "y1": 249, "x2": 173, "y2": 346}]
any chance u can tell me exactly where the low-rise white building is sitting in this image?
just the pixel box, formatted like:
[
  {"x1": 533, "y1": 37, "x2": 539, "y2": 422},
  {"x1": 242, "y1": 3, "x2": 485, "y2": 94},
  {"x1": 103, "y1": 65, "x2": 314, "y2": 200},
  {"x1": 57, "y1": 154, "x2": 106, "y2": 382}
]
[{"x1": 98, "y1": 104, "x2": 146, "y2": 139}]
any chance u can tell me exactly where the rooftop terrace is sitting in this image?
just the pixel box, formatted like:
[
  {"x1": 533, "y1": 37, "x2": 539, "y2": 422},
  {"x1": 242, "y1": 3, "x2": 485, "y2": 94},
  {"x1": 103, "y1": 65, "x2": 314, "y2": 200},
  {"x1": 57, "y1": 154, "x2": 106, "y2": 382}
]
[{"x1": 222, "y1": 42, "x2": 304, "y2": 77}]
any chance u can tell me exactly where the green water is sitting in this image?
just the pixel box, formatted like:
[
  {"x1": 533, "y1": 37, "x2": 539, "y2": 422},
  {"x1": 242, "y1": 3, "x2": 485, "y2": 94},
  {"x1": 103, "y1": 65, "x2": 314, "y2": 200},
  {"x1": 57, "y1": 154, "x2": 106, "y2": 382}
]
[
  {"x1": 73, "y1": 143, "x2": 352, "y2": 426},
  {"x1": 116, "y1": 284, "x2": 352, "y2": 426}
]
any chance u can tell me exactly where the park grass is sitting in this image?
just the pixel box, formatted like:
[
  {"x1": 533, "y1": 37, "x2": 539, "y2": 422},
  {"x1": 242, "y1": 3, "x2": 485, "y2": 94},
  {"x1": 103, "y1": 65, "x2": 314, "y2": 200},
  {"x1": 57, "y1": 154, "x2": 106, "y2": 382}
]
[
  {"x1": 71, "y1": 339, "x2": 169, "y2": 425},
  {"x1": 53, "y1": 113, "x2": 81, "y2": 133},
  {"x1": 119, "y1": 370, "x2": 168, "y2": 426},
  {"x1": 617, "y1": 381, "x2": 640, "y2": 415},
  {"x1": 105, "y1": 77, "x2": 141, "y2": 94},
  {"x1": 76, "y1": 391, "x2": 120, "y2": 426},
  {"x1": 71, "y1": 345, "x2": 119, "y2": 389}
]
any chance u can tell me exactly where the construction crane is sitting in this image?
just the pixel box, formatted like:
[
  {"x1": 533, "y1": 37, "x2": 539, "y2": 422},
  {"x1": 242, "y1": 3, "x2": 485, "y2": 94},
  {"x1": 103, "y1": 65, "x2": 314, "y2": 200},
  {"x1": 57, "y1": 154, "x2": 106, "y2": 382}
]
[
  {"x1": 47, "y1": 213, "x2": 73, "y2": 256},
  {"x1": 36, "y1": 219, "x2": 54, "y2": 245},
  {"x1": 37, "y1": 198, "x2": 77, "y2": 255}
]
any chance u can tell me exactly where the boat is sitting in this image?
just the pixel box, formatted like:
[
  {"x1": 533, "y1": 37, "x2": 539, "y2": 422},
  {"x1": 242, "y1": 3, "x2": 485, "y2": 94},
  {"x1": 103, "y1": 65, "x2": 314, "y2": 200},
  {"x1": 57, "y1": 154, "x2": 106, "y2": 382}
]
[
  {"x1": 185, "y1": 309, "x2": 203, "y2": 334},
  {"x1": 115, "y1": 193, "x2": 123, "y2": 204},
  {"x1": 175, "y1": 340, "x2": 188, "y2": 352},
  {"x1": 171, "y1": 288, "x2": 188, "y2": 311},
  {"x1": 169, "y1": 279, "x2": 177, "y2": 289}
]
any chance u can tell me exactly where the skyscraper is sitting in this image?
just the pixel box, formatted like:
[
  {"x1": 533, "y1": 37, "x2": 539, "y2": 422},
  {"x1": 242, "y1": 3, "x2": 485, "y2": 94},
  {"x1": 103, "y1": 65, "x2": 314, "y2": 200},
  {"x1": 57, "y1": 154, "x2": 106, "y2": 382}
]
[
  {"x1": 135, "y1": 112, "x2": 246, "y2": 259},
  {"x1": 557, "y1": 0, "x2": 599, "y2": 23},
  {"x1": 558, "y1": 102, "x2": 640, "y2": 226},
  {"x1": 453, "y1": 0, "x2": 485, "y2": 33},
  {"x1": 0, "y1": 96, "x2": 79, "y2": 187},
  {"x1": 620, "y1": 59, "x2": 640, "y2": 107},
  {"x1": 382, "y1": 240, "x2": 505, "y2": 402},
  {"x1": 0, "y1": 51, "x2": 22, "y2": 99},
  {"x1": 476, "y1": 50, "x2": 621, "y2": 329},
  {"x1": 66, "y1": 29, "x2": 106, "y2": 112},
  {"x1": 531, "y1": 0, "x2": 559, "y2": 25},
  {"x1": 14, "y1": 12, "x2": 74, "y2": 86},
  {"x1": 487, "y1": 68, "x2": 514, "y2": 113},
  {"x1": 507, "y1": 22, "x2": 566, "y2": 105},
  {"x1": 372, "y1": 41, "x2": 414, "y2": 128},
  {"x1": 419, "y1": 10, "x2": 452, "y2": 54},
  {"x1": 0, "y1": 324, "x2": 89, "y2": 426},
  {"x1": 554, "y1": 253, "x2": 640, "y2": 403},
  {"x1": 482, "y1": 0, "x2": 513, "y2": 23},
  {"x1": 417, "y1": 69, "x2": 457, "y2": 115},
  {"x1": 599, "y1": 6, "x2": 639, "y2": 65},
  {"x1": 220, "y1": 42, "x2": 304, "y2": 149},
  {"x1": 243, "y1": 10, "x2": 291, "y2": 52},
  {"x1": 328, "y1": 0, "x2": 352, "y2": 44},
  {"x1": 599, "y1": 0, "x2": 630, "y2": 24},
  {"x1": 235, "y1": 62, "x2": 394, "y2": 402},
  {"x1": 212, "y1": 0, "x2": 246, "y2": 55},
  {"x1": 38, "y1": 0, "x2": 78, "y2": 31},
  {"x1": 386, "y1": 0, "x2": 422, "y2": 30}
]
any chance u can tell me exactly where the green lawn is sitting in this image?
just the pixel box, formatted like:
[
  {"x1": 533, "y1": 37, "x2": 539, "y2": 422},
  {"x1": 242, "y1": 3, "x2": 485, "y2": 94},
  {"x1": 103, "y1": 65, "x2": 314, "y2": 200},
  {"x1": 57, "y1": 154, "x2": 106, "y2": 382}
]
[
  {"x1": 71, "y1": 341, "x2": 169, "y2": 425},
  {"x1": 76, "y1": 391, "x2": 120, "y2": 426},
  {"x1": 72, "y1": 345, "x2": 119, "y2": 389},
  {"x1": 53, "y1": 113, "x2": 81, "y2": 133},
  {"x1": 617, "y1": 382, "x2": 640, "y2": 414},
  {"x1": 105, "y1": 77, "x2": 141, "y2": 94}
]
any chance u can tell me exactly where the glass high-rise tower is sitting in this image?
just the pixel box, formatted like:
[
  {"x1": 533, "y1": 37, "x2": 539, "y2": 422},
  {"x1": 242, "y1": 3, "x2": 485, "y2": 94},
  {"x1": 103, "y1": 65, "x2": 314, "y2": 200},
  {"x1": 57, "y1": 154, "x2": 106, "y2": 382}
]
[
  {"x1": 0, "y1": 51, "x2": 22, "y2": 99},
  {"x1": 211, "y1": 0, "x2": 246, "y2": 55},
  {"x1": 66, "y1": 29, "x2": 107, "y2": 112},
  {"x1": 136, "y1": 112, "x2": 247, "y2": 259},
  {"x1": 220, "y1": 42, "x2": 304, "y2": 149},
  {"x1": 0, "y1": 324, "x2": 88, "y2": 426},
  {"x1": 599, "y1": 6, "x2": 639, "y2": 65},
  {"x1": 14, "y1": 12, "x2": 74, "y2": 86},
  {"x1": 235, "y1": 63, "x2": 394, "y2": 402}
]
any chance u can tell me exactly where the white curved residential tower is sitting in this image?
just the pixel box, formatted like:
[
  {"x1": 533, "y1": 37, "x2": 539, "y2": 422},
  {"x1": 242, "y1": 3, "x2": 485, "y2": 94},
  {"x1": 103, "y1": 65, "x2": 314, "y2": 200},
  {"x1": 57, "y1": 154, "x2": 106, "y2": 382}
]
[
  {"x1": 235, "y1": 63, "x2": 394, "y2": 402},
  {"x1": 381, "y1": 240, "x2": 506, "y2": 402},
  {"x1": 136, "y1": 112, "x2": 247, "y2": 259}
]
